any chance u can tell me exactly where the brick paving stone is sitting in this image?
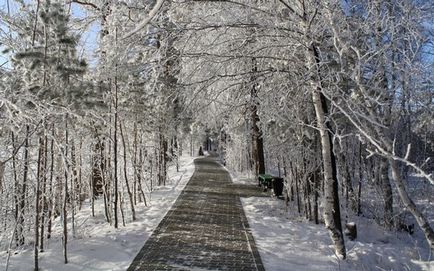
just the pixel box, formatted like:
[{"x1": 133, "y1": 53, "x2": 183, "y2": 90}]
[{"x1": 128, "y1": 155, "x2": 266, "y2": 271}]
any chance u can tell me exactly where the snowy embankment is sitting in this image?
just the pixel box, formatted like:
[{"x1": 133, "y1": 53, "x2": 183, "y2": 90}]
[
  {"x1": 231, "y1": 172, "x2": 433, "y2": 271},
  {"x1": 0, "y1": 156, "x2": 196, "y2": 271}
]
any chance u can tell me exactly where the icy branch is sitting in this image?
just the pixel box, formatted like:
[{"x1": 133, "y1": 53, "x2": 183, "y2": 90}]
[{"x1": 122, "y1": 0, "x2": 165, "y2": 40}]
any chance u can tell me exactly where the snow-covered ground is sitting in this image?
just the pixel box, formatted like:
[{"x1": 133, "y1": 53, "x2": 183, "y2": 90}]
[
  {"x1": 230, "y1": 168, "x2": 433, "y2": 271},
  {"x1": 229, "y1": 171, "x2": 257, "y2": 185},
  {"x1": 3, "y1": 159, "x2": 432, "y2": 271},
  {"x1": 0, "y1": 156, "x2": 196, "y2": 271},
  {"x1": 242, "y1": 197, "x2": 433, "y2": 271},
  {"x1": 241, "y1": 197, "x2": 434, "y2": 271}
]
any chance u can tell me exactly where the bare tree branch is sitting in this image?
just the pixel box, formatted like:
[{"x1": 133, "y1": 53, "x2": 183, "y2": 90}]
[{"x1": 122, "y1": 0, "x2": 165, "y2": 40}]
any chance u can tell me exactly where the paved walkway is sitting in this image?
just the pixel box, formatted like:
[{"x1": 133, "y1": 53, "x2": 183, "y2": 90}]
[{"x1": 128, "y1": 156, "x2": 266, "y2": 271}]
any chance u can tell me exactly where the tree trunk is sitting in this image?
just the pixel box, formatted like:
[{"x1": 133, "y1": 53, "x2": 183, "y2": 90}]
[
  {"x1": 47, "y1": 127, "x2": 55, "y2": 240},
  {"x1": 18, "y1": 125, "x2": 30, "y2": 246},
  {"x1": 307, "y1": 44, "x2": 346, "y2": 259},
  {"x1": 313, "y1": 168, "x2": 320, "y2": 225},
  {"x1": 138, "y1": 145, "x2": 147, "y2": 206},
  {"x1": 163, "y1": 136, "x2": 168, "y2": 186},
  {"x1": 174, "y1": 136, "x2": 179, "y2": 172},
  {"x1": 357, "y1": 142, "x2": 363, "y2": 216},
  {"x1": 133, "y1": 121, "x2": 138, "y2": 205},
  {"x1": 389, "y1": 159, "x2": 434, "y2": 250},
  {"x1": 282, "y1": 156, "x2": 290, "y2": 210},
  {"x1": 92, "y1": 134, "x2": 104, "y2": 197},
  {"x1": 250, "y1": 57, "x2": 265, "y2": 177},
  {"x1": 295, "y1": 167, "x2": 301, "y2": 214},
  {"x1": 306, "y1": 174, "x2": 312, "y2": 220},
  {"x1": 90, "y1": 153, "x2": 95, "y2": 217},
  {"x1": 40, "y1": 134, "x2": 48, "y2": 252},
  {"x1": 120, "y1": 122, "x2": 136, "y2": 221},
  {"x1": 78, "y1": 138, "x2": 83, "y2": 210},
  {"x1": 63, "y1": 117, "x2": 69, "y2": 264},
  {"x1": 379, "y1": 159, "x2": 393, "y2": 229},
  {"x1": 70, "y1": 141, "x2": 77, "y2": 238},
  {"x1": 119, "y1": 191, "x2": 126, "y2": 227},
  {"x1": 11, "y1": 132, "x2": 19, "y2": 246},
  {"x1": 158, "y1": 134, "x2": 162, "y2": 186},
  {"x1": 158, "y1": 131, "x2": 168, "y2": 186},
  {"x1": 150, "y1": 150, "x2": 155, "y2": 192},
  {"x1": 34, "y1": 137, "x2": 44, "y2": 271},
  {"x1": 113, "y1": 75, "x2": 119, "y2": 229}
]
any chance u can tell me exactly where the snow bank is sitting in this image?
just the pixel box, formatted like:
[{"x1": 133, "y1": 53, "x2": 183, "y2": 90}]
[
  {"x1": 242, "y1": 197, "x2": 433, "y2": 271},
  {"x1": 0, "y1": 156, "x2": 196, "y2": 271}
]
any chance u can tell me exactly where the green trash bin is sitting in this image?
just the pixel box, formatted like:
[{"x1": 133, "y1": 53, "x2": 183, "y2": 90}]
[
  {"x1": 258, "y1": 174, "x2": 274, "y2": 191},
  {"x1": 258, "y1": 174, "x2": 284, "y2": 197}
]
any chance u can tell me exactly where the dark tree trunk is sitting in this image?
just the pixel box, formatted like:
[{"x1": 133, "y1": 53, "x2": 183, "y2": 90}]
[
  {"x1": 306, "y1": 173, "x2": 312, "y2": 220},
  {"x1": 11, "y1": 132, "x2": 19, "y2": 246},
  {"x1": 113, "y1": 75, "x2": 119, "y2": 229},
  {"x1": 78, "y1": 139, "x2": 83, "y2": 210},
  {"x1": 92, "y1": 133, "x2": 104, "y2": 197},
  {"x1": 63, "y1": 117, "x2": 69, "y2": 264},
  {"x1": 380, "y1": 159, "x2": 393, "y2": 229},
  {"x1": 120, "y1": 122, "x2": 136, "y2": 221},
  {"x1": 357, "y1": 142, "x2": 363, "y2": 216},
  {"x1": 18, "y1": 125, "x2": 30, "y2": 246},
  {"x1": 250, "y1": 57, "x2": 265, "y2": 177},
  {"x1": 47, "y1": 127, "x2": 55, "y2": 240},
  {"x1": 40, "y1": 134, "x2": 48, "y2": 252},
  {"x1": 295, "y1": 168, "x2": 301, "y2": 214},
  {"x1": 138, "y1": 145, "x2": 147, "y2": 206},
  {"x1": 313, "y1": 169, "x2": 320, "y2": 225},
  {"x1": 34, "y1": 137, "x2": 44, "y2": 270},
  {"x1": 158, "y1": 131, "x2": 168, "y2": 186},
  {"x1": 70, "y1": 141, "x2": 77, "y2": 237},
  {"x1": 119, "y1": 192, "x2": 126, "y2": 227},
  {"x1": 133, "y1": 121, "x2": 138, "y2": 205}
]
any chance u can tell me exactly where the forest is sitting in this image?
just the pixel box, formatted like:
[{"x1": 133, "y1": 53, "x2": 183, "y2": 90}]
[{"x1": 0, "y1": 0, "x2": 433, "y2": 270}]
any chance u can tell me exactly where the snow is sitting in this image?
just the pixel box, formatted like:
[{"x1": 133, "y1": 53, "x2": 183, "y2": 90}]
[
  {"x1": 0, "y1": 156, "x2": 196, "y2": 271},
  {"x1": 229, "y1": 170, "x2": 433, "y2": 270},
  {"x1": 229, "y1": 171, "x2": 257, "y2": 185},
  {"x1": 2, "y1": 158, "x2": 433, "y2": 271},
  {"x1": 242, "y1": 197, "x2": 434, "y2": 271}
]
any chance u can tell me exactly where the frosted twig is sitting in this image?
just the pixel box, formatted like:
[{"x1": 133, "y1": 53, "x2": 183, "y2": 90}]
[
  {"x1": 404, "y1": 144, "x2": 411, "y2": 161},
  {"x1": 122, "y1": 0, "x2": 165, "y2": 40}
]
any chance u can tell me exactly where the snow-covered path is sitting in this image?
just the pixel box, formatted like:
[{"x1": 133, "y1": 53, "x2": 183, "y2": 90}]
[{"x1": 128, "y1": 155, "x2": 265, "y2": 271}]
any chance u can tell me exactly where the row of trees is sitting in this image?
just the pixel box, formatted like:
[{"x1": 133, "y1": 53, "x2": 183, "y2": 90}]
[
  {"x1": 0, "y1": 0, "x2": 433, "y2": 268},
  {"x1": 0, "y1": 0, "x2": 196, "y2": 270},
  {"x1": 172, "y1": 0, "x2": 434, "y2": 259}
]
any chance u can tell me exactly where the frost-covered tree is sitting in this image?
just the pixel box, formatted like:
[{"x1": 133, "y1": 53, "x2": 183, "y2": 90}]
[
  {"x1": 0, "y1": 0, "x2": 433, "y2": 268},
  {"x1": 170, "y1": 0, "x2": 434, "y2": 257}
]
